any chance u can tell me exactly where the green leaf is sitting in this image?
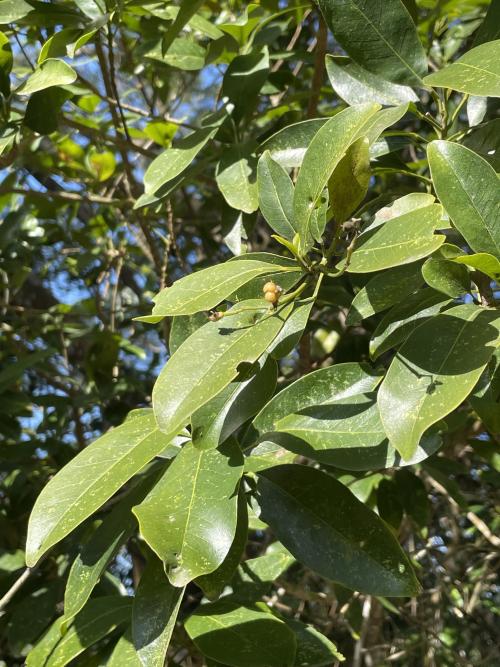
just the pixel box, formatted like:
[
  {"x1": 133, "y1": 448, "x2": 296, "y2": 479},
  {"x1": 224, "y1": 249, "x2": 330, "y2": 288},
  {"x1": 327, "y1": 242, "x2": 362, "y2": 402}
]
[
  {"x1": 378, "y1": 304, "x2": 500, "y2": 459},
  {"x1": 216, "y1": 146, "x2": 259, "y2": 214},
  {"x1": 346, "y1": 262, "x2": 424, "y2": 325},
  {"x1": 26, "y1": 597, "x2": 131, "y2": 667},
  {"x1": 377, "y1": 479, "x2": 404, "y2": 530},
  {"x1": 394, "y1": 470, "x2": 429, "y2": 528},
  {"x1": 24, "y1": 87, "x2": 72, "y2": 135},
  {"x1": 142, "y1": 109, "x2": 227, "y2": 197},
  {"x1": 287, "y1": 618, "x2": 345, "y2": 665},
  {"x1": 257, "y1": 465, "x2": 420, "y2": 596},
  {"x1": 428, "y1": 141, "x2": 500, "y2": 258},
  {"x1": 273, "y1": 391, "x2": 441, "y2": 471},
  {"x1": 16, "y1": 58, "x2": 77, "y2": 96},
  {"x1": 246, "y1": 362, "x2": 382, "y2": 446},
  {"x1": 108, "y1": 629, "x2": 141, "y2": 667},
  {"x1": 470, "y1": 349, "x2": 500, "y2": 434},
  {"x1": 185, "y1": 599, "x2": 297, "y2": 667},
  {"x1": 63, "y1": 472, "x2": 157, "y2": 625},
  {"x1": 152, "y1": 299, "x2": 292, "y2": 435},
  {"x1": 0, "y1": 30, "x2": 12, "y2": 95},
  {"x1": 161, "y1": 0, "x2": 204, "y2": 54},
  {"x1": 169, "y1": 312, "x2": 207, "y2": 354},
  {"x1": 259, "y1": 119, "x2": 327, "y2": 169},
  {"x1": 318, "y1": 0, "x2": 427, "y2": 86},
  {"x1": 146, "y1": 37, "x2": 206, "y2": 70},
  {"x1": 26, "y1": 411, "x2": 175, "y2": 566},
  {"x1": 132, "y1": 556, "x2": 184, "y2": 666},
  {"x1": 326, "y1": 55, "x2": 418, "y2": 106},
  {"x1": 257, "y1": 151, "x2": 296, "y2": 240},
  {"x1": 269, "y1": 299, "x2": 314, "y2": 359},
  {"x1": 463, "y1": 118, "x2": 500, "y2": 170},
  {"x1": 453, "y1": 253, "x2": 500, "y2": 281},
  {"x1": 195, "y1": 487, "x2": 248, "y2": 600},
  {"x1": 338, "y1": 202, "x2": 445, "y2": 273},
  {"x1": 228, "y1": 254, "x2": 302, "y2": 302},
  {"x1": 421, "y1": 257, "x2": 470, "y2": 298},
  {"x1": 232, "y1": 542, "x2": 295, "y2": 601},
  {"x1": 424, "y1": 40, "x2": 500, "y2": 97},
  {"x1": 369, "y1": 288, "x2": 451, "y2": 359},
  {"x1": 147, "y1": 259, "x2": 292, "y2": 318},
  {"x1": 191, "y1": 357, "x2": 277, "y2": 450},
  {"x1": 473, "y1": 0, "x2": 500, "y2": 47},
  {"x1": 294, "y1": 103, "x2": 380, "y2": 252},
  {"x1": 133, "y1": 439, "x2": 243, "y2": 586},
  {"x1": 0, "y1": 0, "x2": 32, "y2": 23},
  {"x1": 328, "y1": 136, "x2": 370, "y2": 223},
  {"x1": 222, "y1": 48, "x2": 269, "y2": 118}
]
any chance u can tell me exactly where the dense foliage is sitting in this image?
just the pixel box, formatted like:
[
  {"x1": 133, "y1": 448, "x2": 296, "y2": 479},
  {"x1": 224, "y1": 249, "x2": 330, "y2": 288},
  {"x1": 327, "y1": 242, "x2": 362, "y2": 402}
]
[{"x1": 0, "y1": 1, "x2": 499, "y2": 665}]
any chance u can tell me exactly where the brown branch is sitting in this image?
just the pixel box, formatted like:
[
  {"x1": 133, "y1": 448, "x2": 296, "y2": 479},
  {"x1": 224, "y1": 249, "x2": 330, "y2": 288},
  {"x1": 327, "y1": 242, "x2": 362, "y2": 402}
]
[{"x1": 306, "y1": 16, "x2": 328, "y2": 119}]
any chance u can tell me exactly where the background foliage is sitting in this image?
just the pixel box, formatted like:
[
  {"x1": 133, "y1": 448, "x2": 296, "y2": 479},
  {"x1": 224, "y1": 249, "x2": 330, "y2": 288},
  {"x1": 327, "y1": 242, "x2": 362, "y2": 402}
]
[{"x1": 0, "y1": 1, "x2": 499, "y2": 666}]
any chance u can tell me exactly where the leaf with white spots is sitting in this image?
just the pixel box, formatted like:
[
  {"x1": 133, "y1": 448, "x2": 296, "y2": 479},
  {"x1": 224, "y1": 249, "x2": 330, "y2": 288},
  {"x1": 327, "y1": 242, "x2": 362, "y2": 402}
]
[
  {"x1": 133, "y1": 439, "x2": 243, "y2": 586},
  {"x1": 256, "y1": 465, "x2": 420, "y2": 596},
  {"x1": 378, "y1": 304, "x2": 500, "y2": 459}
]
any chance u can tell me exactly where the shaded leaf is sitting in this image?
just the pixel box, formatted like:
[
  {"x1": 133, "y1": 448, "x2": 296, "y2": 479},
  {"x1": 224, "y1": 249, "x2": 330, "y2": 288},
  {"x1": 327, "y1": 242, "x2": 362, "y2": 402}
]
[
  {"x1": 216, "y1": 146, "x2": 259, "y2": 214},
  {"x1": 318, "y1": 0, "x2": 427, "y2": 85},
  {"x1": 132, "y1": 556, "x2": 184, "y2": 666},
  {"x1": 152, "y1": 299, "x2": 292, "y2": 435},
  {"x1": 16, "y1": 58, "x2": 77, "y2": 95},
  {"x1": 328, "y1": 136, "x2": 370, "y2": 223},
  {"x1": 185, "y1": 599, "x2": 297, "y2": 667},
  {"x1": 257, "y1": 465, "x2": 420, "y2": 596},
  {"x1": 421, "y1": 257, "x2": 470, "y2": 297}
]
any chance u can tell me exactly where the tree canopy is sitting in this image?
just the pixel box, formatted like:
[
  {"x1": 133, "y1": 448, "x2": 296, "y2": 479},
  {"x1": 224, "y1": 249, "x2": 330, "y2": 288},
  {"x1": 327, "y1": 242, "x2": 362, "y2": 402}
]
[{"x1": 0, "y1": 1, "x2": 499, "y2": 666}]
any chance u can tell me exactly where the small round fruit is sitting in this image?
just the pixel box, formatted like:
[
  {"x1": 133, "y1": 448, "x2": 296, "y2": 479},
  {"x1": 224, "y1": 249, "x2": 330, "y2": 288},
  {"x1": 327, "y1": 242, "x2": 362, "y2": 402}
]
[
  {"x1": 264, "y1": 291, "x2": 278, "y2": 304},
  {"x1": 263, "y1": 281, "x2": 278, "y2": 294}
]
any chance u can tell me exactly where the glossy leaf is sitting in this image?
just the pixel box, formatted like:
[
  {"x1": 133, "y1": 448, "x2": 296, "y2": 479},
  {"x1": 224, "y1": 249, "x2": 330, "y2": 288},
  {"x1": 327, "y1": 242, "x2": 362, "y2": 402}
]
[
  {"x1": 428, "y1": 141, "x2": 500, "y2": 257},
  {"x1": 216, "y1": 146, "x2": 259, "y2": 214},
  {"x1": 269, "y1": 299, "x2": 314, "y2": 359},
  {"x1": 453, "y1": 253, "x2": 500, "y2": 281},
  {"x1": 259, "y1": 119, "x2": 327, "y2": 169},
  {"x1": 273, "y1": 391, "x2": 442, "y2": 471},
  {"x1": 16, "y1": 58, "x2": 77, "y2": 95},
  {"x1": 246, "y1": 362, "x2": 382, "y2": 446},
  {"x1": 370, "y1": 288, "x2": 451, "y2": 359},
  {"x1": 326, "y1": 55, "x2": 418, "y2": 106},
  {"x1": 232, "y1": 542, "x2": 295, "y2": 601},
  {"x1": 294, "y1": 103, "x2": 380, "y2": 252},
  {"x1": 257, "y1": 465, "x2": 420, "y2": 596},
  {"x1": 133, "y1": 439, "x2": 243, "y2": 586},
  {"x1": 132, "y1": 556, "x2": 184, "y2": 667},
  {"x1": 257, "y1": 151, "x2": 296, "y2": 240},
  {"x1": 346, "y1": 262, "x2": 424, "y2": 325},
  {"x1": 424, "y1": 40, "x2": 500, "y2": 97},
  {"x1": 26, "y1": 411, "x2": 175, "y2": 566},
  {"x1": 329, "y1": 136, "x2": 370, "y2": 223},
  {"x1": 378, "y1": 304, "x2": 500, "y2": 459},
  {"x1": 152, "y1": 300, "x2": 292, "y2": 435},
  {"x1": 26, "y1": 597, "x2": 131, "y2": 667},
  {"x1": 318, "y1": 0, "x2": 427, "y2": 85},
  {"x1": 421, "y1": 257, "x2": 470, "y2": 297},
  {"x1": 147, "y1": 259, "x2": 291, "y2": 318},
  {"x1": 63, "y1": 472, "x2": 157, "y2": 624},
  {"x1": 169, "y1": 312, "x2": 208, "y2": 354},
  {"x1": 191, "y1": 357, "x2": 277, "y2": 450},
  {"x1": 338, "y1": 203, "x2": 445, "y2": 273},
  {"x1": 195, "y1": 487, "x2": 248, "y2": 600},
  {"x1": 185, "y1": 599, "x2": 297, "y2": 667}
]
